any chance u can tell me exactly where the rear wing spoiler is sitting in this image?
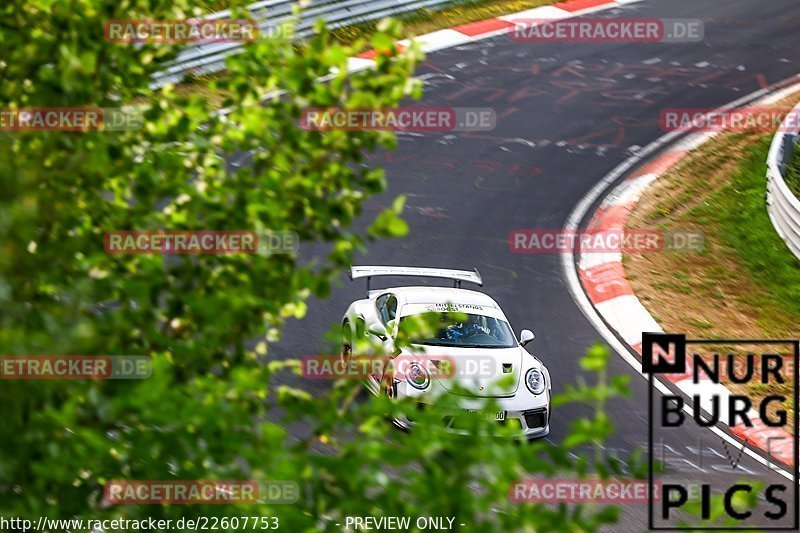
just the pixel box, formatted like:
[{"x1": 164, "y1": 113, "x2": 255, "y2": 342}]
[{"x1": 349, "y1": 265, "x2": 483, "y2": 294}]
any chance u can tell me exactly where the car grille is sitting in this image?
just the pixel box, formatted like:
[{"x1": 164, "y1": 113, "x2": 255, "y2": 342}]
[{"x1": 523, "y1": 408, "x2": 547, "y2": 429}]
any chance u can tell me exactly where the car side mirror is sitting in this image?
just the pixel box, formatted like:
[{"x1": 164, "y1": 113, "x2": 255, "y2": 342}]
[
  {"x1": 519, "y1": 329, "x2": 535, "y2": 347},
  {"x1": 368, "y1": 323, "x2": 387, "y2": 341}
]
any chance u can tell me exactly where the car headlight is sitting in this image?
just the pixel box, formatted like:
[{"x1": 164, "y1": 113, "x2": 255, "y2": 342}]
[
  {"x1": 406, "y1": 362, "x2": 430, "y2": 390},
  {"x1": 525, "y1": 368, "x2": 545, "y2": 395}
]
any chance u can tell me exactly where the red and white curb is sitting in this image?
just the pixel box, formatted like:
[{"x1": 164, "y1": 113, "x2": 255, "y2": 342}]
[
  {"x1": 347, "y1": 0, "x2": 641, "y2": 73},
  {"x1": 577, "y1": 85, "x2": 800, "y2": 468}
]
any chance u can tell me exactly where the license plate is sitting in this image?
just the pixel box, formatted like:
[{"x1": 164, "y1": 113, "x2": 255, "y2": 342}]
[{"x1": 467, "y1": 410, "x2": 506, "y2": 421}]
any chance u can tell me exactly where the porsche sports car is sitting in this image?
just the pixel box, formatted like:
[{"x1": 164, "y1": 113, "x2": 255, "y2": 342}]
[{"x1": 340, "y1": 265, "x2": 551, "y2": 439}]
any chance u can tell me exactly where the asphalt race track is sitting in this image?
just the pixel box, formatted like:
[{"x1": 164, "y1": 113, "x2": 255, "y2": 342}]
[{"x1": 272, "y1": 0, "x2": 800, "y2": 529}]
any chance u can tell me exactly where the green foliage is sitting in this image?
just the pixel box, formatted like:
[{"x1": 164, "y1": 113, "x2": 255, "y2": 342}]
[
  {"x1": 0, "y1": 0, "x2": 418, "y2": 516},
  {"x1": 1, "y1": 2, "x2": 632, "y2": 530}
]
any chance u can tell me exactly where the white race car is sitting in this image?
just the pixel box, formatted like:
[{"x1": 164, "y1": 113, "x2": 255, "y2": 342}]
[{"x1": 340, "y1": 266, "x2": 551, "y2": 439}]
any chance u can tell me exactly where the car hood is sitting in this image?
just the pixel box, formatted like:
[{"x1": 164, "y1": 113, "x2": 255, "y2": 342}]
[{"x1": 402, "y1": 345, "x2": 539, "y2": 398}]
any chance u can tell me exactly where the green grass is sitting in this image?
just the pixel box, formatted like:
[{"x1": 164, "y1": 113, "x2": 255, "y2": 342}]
[
  {"x1": 691, "y1": 135, "x2": 800, "y2": 322},
  {"x1": 784, "y1": 141, "x2": 800, "y2": 198}
]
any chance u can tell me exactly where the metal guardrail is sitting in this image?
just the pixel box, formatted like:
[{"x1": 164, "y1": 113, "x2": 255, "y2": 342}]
[
  {"x1": 766, "y1": 101, "x2": 800, "y2": 261},
  {"x1": 151, "y1": 0, "x2": 462, "y2": 88}
]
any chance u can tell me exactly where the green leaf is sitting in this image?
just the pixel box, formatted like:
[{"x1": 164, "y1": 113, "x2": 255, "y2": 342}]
[
  {"x1": 369, "y1": 209, "x2": 409, "y2": 238},
  {"x1": 371, "y1": 32, "x2": 393, "y2": 52}
]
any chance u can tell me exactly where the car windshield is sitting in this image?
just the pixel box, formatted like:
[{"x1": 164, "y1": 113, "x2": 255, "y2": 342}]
[{"x1": 398, "y1": 311, "x2": 517, "y2": 348}]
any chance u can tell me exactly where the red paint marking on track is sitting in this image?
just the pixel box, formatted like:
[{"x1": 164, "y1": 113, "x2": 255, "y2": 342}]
[
  {"x1": 628, "y1": 151, "x2": 686, "y2": 180},
  {"x1": 586, "y1": 204, "x2": 634, "y2": 231},
  {"x1": 658, "y1": 366, "x2": 693, "y2": 384},
  {"x1": 356, "y1": 49, "x2": 377, "y2": 59},
  {"x1": 356, "y1": 44, "x2": 407, "y2": 60},
  {"x1": 732, "y1": 420, "x2": 795, "y2": 467},
  {"x1": 452, "y1": 18, "x2": 514, "y2": 37},
  {"x1": 580, "y1": 262, "x2": 634, "y2": 303},
  {"x1": 557, "y1": 0, "x2": 616, "y2": 13}
]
